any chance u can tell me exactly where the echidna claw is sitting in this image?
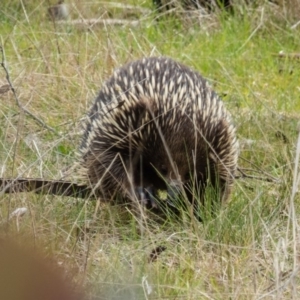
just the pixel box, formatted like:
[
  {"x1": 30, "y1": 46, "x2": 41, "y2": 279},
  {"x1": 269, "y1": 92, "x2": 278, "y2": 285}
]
[{"x1": 135, "y1": 186, "x2": 158, "y2": 209}]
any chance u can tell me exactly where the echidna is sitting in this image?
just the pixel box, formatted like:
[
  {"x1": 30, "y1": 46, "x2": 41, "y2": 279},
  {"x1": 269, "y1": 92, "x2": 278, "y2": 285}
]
[{"x1": 79, "y1": 57, "x2": 238, "y2": 216}]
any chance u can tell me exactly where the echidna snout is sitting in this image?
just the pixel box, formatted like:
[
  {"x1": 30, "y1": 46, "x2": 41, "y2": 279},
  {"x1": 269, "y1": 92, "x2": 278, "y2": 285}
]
[{"x1": 79, "y1": 57, "x2": 238, "y2": 216}]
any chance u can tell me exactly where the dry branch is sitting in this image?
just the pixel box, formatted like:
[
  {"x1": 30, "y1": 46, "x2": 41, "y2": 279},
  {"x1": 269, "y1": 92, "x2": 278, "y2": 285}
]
[
  {"x1": 100, "y1": 2, "x2": 151, "y2": 14},
  {"x1": 0, "y1": 178, "x2": 95, "y2": 199},
  {"x1": 0, "y1": 45, "x2": 58, "y2": 135},
  {"x1": 56, "y1": 18, "x2": 140, "y2": 29},
  {"x1": 235, "y1": 167, "x2": 281, "y2": 183}
]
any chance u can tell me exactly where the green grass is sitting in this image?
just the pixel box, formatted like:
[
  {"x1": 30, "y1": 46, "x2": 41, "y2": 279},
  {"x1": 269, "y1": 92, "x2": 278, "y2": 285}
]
[{"x1": 1, "y1": 1, "x2": 300, "y2": 299}]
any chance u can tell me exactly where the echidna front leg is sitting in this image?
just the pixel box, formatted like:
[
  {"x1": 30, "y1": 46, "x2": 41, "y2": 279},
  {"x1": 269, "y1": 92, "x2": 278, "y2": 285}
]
[
  {"x1": 135, "y1": 186, "x2": 181, "y2": 217},
  {"x1": 135, "y1": 186, "x2": 159, "y2": 210}
]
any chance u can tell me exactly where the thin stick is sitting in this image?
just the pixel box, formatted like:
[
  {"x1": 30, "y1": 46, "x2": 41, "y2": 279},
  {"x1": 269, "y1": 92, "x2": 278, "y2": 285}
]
[
  {"x1": 0, "y1": 44, "x2": 59, "y2": 135},
  {"x1": 46, "y1": 0, "x2": 63, "y2": 64},
  {"x1": 0, "y1": 178, "x2": 95, "y2": 199},
  {"x1": 238, "y1": 156, "x2": 281, "y2": 182},
  {"x1": 235, "y1": 167, "x2": 281, "y2": 183}
]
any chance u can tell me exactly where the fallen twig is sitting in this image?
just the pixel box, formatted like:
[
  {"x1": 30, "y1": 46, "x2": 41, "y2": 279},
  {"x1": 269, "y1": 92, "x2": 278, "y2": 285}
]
[
  {"x1": 237, "y1": 156, "x2": 282, "y2": 183},
  {"x1": 235, "y1": 167, "x2": 281, "y2": 183},
  {"x1": 99, "y1": 2, "x2": 151, "y2": 14},
  {"x1": 56, "y1": 18, "x2": 140, "y2": 29},
  {"x1": 0, "y1": 178, "x2": 95, "y2": 199}
]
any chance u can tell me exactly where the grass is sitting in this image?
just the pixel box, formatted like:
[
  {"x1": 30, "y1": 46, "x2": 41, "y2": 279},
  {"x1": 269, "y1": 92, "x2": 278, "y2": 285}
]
[{"x1": 1, "y1": 0, "x2": 300, "y2": 299}]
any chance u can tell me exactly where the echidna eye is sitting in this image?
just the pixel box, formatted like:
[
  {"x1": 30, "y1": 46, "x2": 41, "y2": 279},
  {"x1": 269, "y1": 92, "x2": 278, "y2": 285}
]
[
  {"x1": 160, "y1": 165, "x2": 168, "y2": 176},
  {"x1": 184, "y1": 173, "x2": 190, "y2": 181}
]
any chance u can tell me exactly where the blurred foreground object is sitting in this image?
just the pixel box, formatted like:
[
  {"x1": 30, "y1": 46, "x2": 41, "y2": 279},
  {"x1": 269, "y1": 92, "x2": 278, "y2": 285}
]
[{"x1": 0, "y1": 238, "x2": 82, "y2": 300}]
